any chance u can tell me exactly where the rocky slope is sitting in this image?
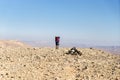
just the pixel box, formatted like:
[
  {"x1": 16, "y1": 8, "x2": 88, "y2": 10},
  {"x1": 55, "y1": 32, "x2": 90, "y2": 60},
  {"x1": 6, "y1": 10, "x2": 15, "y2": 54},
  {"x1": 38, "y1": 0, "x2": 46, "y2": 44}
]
[{"x1": 0, "y1": 46, "x2": 120, "y2": 80}]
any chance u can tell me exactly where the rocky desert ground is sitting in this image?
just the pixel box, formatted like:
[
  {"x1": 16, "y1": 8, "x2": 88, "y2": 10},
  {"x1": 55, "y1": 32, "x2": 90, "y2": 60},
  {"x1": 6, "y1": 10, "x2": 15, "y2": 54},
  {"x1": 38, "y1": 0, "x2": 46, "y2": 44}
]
[{"x1": 0, "y1": 40, "x2": 120, "y2": 80}]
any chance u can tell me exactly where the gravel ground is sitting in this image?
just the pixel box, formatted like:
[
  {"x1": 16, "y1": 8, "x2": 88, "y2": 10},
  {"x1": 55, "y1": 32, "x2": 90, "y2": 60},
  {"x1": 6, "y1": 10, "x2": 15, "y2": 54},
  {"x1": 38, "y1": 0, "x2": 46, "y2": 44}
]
[{"x1": 0, "y1": 46, "x2": 120, "y2": 80}]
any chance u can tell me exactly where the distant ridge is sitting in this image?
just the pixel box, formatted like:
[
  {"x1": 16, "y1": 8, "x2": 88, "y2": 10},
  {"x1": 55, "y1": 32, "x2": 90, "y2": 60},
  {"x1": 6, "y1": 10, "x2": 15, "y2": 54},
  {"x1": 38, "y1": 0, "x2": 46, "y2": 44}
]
[{"x1": 0, "y1": 40, "x2": 31, "y2": 48}]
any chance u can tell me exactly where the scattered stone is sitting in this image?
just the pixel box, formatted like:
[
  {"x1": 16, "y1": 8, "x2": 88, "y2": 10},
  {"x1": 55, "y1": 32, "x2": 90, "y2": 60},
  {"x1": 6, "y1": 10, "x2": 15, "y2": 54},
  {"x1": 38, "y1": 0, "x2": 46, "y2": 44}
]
[
  {"x1": 85, "y1": 76, "x2": 89, "y2": 80},
  {"x1": 33, "y1": 48, "x2": 36, "y2": 50},
  {"x1": 102, "y1": 51, "x2": 104, "y2": 53},
  {"x1": 82, "y1": 66, "x2": 87, "y2": 71},
  {"x1": 55, "y1": 77, "x2": 58, "y2": 80},
  {"x1": 18, "y1": 76, "x2": 21, "y2": 78},
  {"x1": 90, "y1": 47, "x2": 93, "y2": 49},
  {"x1": 76, "y1": 74, "x2": 80, "y2": 78},
  {"x1": 115, "y1": 78, "x2": 118, "y2": 80},
  {"x1": 35, "y1": 55, "x2": 41, "y2": 60},
  {"x1": 1, "y1": 74, "x2": 3, "y2": 76},
  {"x1": 77, "y1": 68, "x2": 80, "y2": 71},
  {"x1": 11, "y1": 76, "x2": 14, "y2": 78},
  {"x1": 0, "y1": 47, "x2": 120, "y2": 80},
  {"x1": 101, "y1": 74, "x2": 104, "y2": 76},
  {"x1": 10, "y1": 61, "x2": 14, "y2": 62},
  {"x1": 23, "y1": 65, "x2": 26, "y2": 67},
  {"x1": 6, "y1": 73, "x2": 8, "y2": 75}
]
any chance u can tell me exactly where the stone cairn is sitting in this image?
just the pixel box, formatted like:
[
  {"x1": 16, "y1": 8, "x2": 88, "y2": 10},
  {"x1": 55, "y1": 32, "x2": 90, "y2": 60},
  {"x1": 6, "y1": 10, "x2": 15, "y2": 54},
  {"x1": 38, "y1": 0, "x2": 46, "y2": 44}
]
[{"x1": 66, "y1": 47, "x2": 82, "y2": 56}]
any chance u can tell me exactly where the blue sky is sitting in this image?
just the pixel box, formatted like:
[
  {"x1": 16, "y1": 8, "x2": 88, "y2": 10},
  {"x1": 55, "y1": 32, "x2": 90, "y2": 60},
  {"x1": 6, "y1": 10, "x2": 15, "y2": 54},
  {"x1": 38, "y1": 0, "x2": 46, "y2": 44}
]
[{"x1": 0, "y1": 0, "x2": 120, "y2": 46}]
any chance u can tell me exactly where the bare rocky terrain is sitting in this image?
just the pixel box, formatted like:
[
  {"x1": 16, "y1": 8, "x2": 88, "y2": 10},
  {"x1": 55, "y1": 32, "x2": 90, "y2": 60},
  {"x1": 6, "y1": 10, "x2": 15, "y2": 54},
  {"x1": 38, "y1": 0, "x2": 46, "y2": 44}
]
[{"x1": 0, "y1": 40, "x2": 120, "y2": 80}]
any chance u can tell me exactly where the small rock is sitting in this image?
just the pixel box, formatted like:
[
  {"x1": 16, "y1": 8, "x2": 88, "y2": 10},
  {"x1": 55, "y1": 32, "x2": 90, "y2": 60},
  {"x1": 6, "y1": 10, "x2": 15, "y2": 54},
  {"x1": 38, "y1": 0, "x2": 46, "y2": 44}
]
[
  {"x1": 11, "y1": 76, "x2": 14, "y2": 78},
  {"x1": 76, "y1": 74, "x2": 80, "y2": 78},
  {"x1": 6, "y1": 73, "x2": 8, "y2": 75},
  {"x1": 115, "y1": 78, "x2": 118, "y2": 80},
  {"x1": 33, "y1": 48, "x2": 36, "y2": 50},
  {"x1": 82, "y1": 66, "x2": 87, "y2": 71},
  {"x1": 90, "y1": 47, "x2": 93, "y2": 49},
  {"x1": 23, "y1": 65, "x2": 26, "y2": 67},
  {"x1": 18, "y1": 76, "x2": 21, "y2": 78},
  {"x1": 101, "y1": 74, "x2": 104, "y2": 76}
]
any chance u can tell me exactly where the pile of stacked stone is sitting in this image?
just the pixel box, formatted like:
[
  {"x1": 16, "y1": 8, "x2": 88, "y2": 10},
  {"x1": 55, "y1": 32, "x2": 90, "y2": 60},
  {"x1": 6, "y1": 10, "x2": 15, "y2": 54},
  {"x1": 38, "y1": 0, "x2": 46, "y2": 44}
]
[{"x1": 66, "y1": 47, "x2": 82, "y2": 56}]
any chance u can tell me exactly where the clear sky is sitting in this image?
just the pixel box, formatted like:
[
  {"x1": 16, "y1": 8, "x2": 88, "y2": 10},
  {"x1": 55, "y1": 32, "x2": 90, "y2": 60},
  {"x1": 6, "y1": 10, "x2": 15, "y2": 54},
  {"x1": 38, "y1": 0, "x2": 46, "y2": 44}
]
[{"x1": 0, "y1": 0, "x2": 120, "y2": 46}]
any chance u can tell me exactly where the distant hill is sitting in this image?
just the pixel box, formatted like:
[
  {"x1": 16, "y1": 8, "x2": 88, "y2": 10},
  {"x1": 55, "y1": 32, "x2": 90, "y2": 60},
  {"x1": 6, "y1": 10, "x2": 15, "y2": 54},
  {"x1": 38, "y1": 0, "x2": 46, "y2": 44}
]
[
  {"x1": 95, "y1": 46, "x2": 120, "y2": 54},
  {"x1": 23, "y1": 41, "x2": 120, "y2": 54},
  {"x1": 0, "y1": 40, "x2": 30, "y2": 48}
]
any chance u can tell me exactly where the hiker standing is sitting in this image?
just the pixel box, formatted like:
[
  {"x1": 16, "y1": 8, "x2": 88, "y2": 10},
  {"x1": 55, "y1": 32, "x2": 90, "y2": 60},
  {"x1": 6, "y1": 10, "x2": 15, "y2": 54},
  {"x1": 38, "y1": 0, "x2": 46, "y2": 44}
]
[{"x1": 55, "y1": 36, "x2": 60, "y2": 49}]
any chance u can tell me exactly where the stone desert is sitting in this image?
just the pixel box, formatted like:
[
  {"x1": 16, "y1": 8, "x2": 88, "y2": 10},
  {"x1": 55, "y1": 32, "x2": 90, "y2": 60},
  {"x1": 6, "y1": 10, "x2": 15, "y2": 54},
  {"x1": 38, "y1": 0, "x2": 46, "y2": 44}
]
[{"x1": 0, "y1": 40, "x2": 120, "y2": 80}]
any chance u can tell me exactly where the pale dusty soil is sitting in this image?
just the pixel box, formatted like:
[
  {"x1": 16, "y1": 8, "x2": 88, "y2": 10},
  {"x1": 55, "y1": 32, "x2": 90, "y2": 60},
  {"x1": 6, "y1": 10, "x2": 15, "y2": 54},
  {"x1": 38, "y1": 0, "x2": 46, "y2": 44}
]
[{"x1": 0, "y1": 41, "x2": 120, "y2": 80}]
